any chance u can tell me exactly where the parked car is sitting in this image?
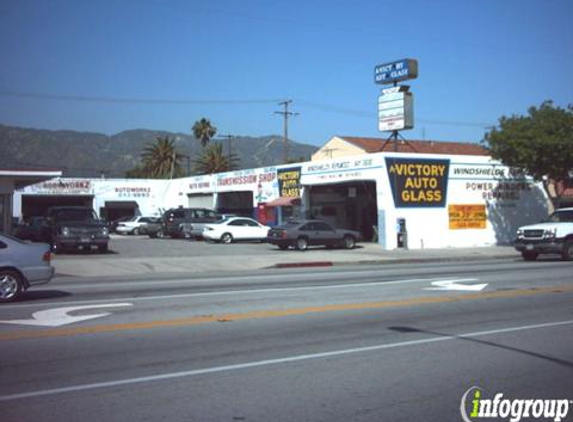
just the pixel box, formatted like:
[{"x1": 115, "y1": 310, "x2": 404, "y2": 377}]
[
  {"x1": 162, "y1": 207, "x2": 218, "y2": 239},
  {"x1": 13, "y1": 216, "x2": 47, "y2": 242},
  {"x1": 203, "y1": 217, "x2": 270, "y2": 243},
  {"x1": 140, "y1": 218, "x2": 167, "y2": 238},
  {"x1": 515, "y1": 207, "x2": 573, "y2": 261},
  {"x1": 0, "y1": 234, "x2": 54, "y2": 303},
  {"x1": 116, "y1": 216, "x2": 158, "y2": 235},
  {"x1": 267, "y1": 219, "x2": 362, "y2": 251},
  {"x1": 43, "y1": 206, "x2": 110, "y2": 254},
  {"x1": 108, "y1": 216, "x2": 132, "y2": 233}
]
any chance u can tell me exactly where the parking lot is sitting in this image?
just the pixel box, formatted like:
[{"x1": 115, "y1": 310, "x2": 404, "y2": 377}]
[{"x1": 49, "y1": 234, "x2": 519, "y2": 279}]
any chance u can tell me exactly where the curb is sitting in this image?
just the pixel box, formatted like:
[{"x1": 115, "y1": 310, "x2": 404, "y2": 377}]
[{"x1": 271, "y1": 254, "x2": 519, "y2": 269}]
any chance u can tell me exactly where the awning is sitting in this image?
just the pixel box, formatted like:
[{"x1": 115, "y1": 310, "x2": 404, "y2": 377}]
[{"x1": 266, "y1": 197, "x2": 301, "y2": 207}]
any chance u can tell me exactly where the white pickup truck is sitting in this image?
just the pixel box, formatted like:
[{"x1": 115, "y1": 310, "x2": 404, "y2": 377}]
[{"x1": 514, "y1": 207, "x2": 573, "y2": 261}]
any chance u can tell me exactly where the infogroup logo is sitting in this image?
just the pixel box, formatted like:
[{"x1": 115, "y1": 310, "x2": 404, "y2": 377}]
[{"x1": 460, "y1": 387, "x2": 572, "y2": 422}]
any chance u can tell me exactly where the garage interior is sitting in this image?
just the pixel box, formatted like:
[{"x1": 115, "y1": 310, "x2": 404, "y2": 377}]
[
  {"x1": 216, "y1": 191, "x2": 254, "y2": 217},
  {"x1": 21, "y1": 195, "x2": 94, "y2": 221},
  {"x1": 307, "y1": 181, "x2": 378, "y2": 242}
]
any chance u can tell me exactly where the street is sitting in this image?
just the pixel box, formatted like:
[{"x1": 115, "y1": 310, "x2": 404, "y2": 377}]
[{"x1": 1, "y1": 259, "x2": 572, "y2": 421}]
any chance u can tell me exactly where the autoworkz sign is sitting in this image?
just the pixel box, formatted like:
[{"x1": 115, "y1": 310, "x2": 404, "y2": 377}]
[
  {"x1": 374, "y1": 59, "x2": 418, "y2": 85},
  {"x1": 385, "y1": 158, "x2": 450, "y2": 207}
]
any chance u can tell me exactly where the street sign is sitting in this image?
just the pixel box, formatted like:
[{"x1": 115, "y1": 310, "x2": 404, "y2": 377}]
[
  {"x1": 374, "y1": 59, "x2": 418, "y2": 85},
  {"x1": 378, "y1": 89, "x2": 414, "y2": 131}
]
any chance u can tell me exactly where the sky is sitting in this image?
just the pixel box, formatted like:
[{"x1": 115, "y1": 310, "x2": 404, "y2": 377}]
[{"x1": 0, "y1": 0, "x2": 572, "y2": 147}]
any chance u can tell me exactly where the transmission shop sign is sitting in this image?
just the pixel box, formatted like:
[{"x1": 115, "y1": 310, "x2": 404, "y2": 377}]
[
  {"x1": 386, "y1": 158, "x2": 450, "y2": 207},
  {"x1": 374, "y1": 58, "x2": 418, "y2": 85},
  {"x1": 449, "y1": 204, "x2": 487, "y2": 229}
]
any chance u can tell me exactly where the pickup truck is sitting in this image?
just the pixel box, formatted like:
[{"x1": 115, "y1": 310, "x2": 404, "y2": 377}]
[
  {"x1": 42, "y1": 206, "x2": 110, "y2": 254},
  {"x1": 514, "y1": 207, "x2": 573, "y2": 261}
]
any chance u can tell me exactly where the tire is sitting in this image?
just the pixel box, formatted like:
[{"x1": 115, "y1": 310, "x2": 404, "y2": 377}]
[
  {"x1": 295, "y1": 237, "x2": 308, "y2": 251},
  {"x1": 133, "y1": 228, "x2": 140, "y2": 236},
  {"x1": 521, "y1": 251, "x2": 538, "y2": 261},
  {"x1": 343, "y1": 235, "x2": 356, "y2": 249},
  {"x1": 0, "y1": 270, "x2": 24, "y2": 303},
  {"x1": 562, "y1": 240, "x2": 573, "y2": 261},
  {"x1": 221, "y1": 233, "x2": 234, "y2": 244}
]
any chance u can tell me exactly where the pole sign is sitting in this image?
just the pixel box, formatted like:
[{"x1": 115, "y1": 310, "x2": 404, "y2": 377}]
[
  {"x1": 378, "y1": 86, "x2": 414, "y2": 131},
  {"x1": 374, "y1": 59, "x2": 418, "y2": 85}
]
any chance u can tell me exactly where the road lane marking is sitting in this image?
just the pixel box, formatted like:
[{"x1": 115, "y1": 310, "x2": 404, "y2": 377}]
[
  {"x1": 0, "y1": 303, "x2": 133, "y2": 327},
  {"x1": 1, "y1": 277, "x2": 477, "y2": 309},
  {"x1": 1, "y1": 284, "x2": 572, "y2": 341},
  {"x1": 1, "y1": 319, "x2": 572, "y2": 402},
  {"x1": 425, "y1": 280, "x2": 488, "y2": 291}
]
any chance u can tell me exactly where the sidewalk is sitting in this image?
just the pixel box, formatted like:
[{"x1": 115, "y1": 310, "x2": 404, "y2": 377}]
[{"x1": 52, "y1": 244, "x2": 520, "y2": 278}]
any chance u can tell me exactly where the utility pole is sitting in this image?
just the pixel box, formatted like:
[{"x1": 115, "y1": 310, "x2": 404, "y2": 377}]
[
  {"x1": 274, "y1": 100, "x2": 299, "y2": 163},
  {"x1": 218, "y1": 134, "x2": 235, "y2": 161}
]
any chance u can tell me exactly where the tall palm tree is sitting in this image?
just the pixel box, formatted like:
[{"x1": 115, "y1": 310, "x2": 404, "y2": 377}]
[
  {"x1": 192, "y1": 118, "x2": 217, "y2": 147},
  {"x1": 140, "y1": 136, "x2": 184, "y2": 179},
  {"x1": 194, "y1": 143, "x2": 239, "y2": 175}
]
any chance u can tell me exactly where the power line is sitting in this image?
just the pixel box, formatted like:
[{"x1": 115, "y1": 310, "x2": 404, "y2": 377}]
[{"x1": 0, "y1": 90, "x2": 282, "y2": 105}]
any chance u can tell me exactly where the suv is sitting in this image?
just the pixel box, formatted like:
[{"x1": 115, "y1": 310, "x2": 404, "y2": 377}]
[
  {"x1": 43, "y1": 206, "x2": 110, "y2": 254},
  {"x1": 514, "y1": 207, "x2": 573, "y2": 261},
  {"x1": 161, "y1": 208, "x2": 218, "y2": 239}
]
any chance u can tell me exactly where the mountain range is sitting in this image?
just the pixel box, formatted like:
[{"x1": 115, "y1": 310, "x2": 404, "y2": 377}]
[{"x1": 0, "y1": 124, "x2": 318, "y2": 178}]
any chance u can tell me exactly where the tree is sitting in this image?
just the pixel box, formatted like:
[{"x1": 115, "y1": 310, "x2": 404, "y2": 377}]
[
  {"x1": 126, "y1": 136, "x2": 184, "y2": 179},
  {"x1": 484, "y1": 101, "x2": 573, "y2": 202},
  {"x1": 194, "y1": 143, "x2": 239, "y2": 175},
  {"x1": 192, "y1": 118, "x2": 217, "y2": 147}
]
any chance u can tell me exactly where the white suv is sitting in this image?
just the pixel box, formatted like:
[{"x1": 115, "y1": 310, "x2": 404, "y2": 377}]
[{"x1": 515, "y1": 207, "x2": 573, "y2": 261}]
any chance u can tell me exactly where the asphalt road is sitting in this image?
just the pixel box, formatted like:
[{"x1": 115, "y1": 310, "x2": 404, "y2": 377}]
[{"x1": 1, "y1": 260, "x2": 572, "y2": 422}]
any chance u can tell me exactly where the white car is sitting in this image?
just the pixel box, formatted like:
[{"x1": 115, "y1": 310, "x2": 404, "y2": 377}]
[
  {"x1": 116, "y1": 216, "x2": 157, "y2": 235},
  {"x1": 203, "y1": 217, "x2": 270, "y2": 244}
]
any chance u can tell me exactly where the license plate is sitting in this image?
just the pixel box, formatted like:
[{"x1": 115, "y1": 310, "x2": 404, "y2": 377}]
[{"x1": 525, "y1": 244, "x2": 534, "y2": 251}]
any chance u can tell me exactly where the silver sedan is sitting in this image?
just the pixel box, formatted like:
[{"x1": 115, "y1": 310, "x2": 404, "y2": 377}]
[{"x1": 0, "y1": 234, "x2": 55, "y2": 303}]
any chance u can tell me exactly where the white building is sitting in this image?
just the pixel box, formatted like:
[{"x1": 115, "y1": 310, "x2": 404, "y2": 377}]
[{"x1": 12, "y1": 137, "x2": 551, "y2": 249}]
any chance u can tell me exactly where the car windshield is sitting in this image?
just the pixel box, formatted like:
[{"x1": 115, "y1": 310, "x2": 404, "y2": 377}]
[
  {"x1": 545, "y1": 210, "x2": 573, "y2": 223},
  {"x1": 55, "y1": 209, "x2": 98, "y2": 221}
]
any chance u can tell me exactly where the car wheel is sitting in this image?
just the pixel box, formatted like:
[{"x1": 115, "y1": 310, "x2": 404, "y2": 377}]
[
  {"x1": 295, "y1": 237, "x2": 308, "y2": 251},
  {"x1": 343, "y1": 235, "x2": 356, "y2": 249},
  {"x1": 562, "y1": 240, "x2": 573, "y2": 261},
  {"x1": 521, "y1": 251, "x2": 538, "y2": 261},
  {"x1": 0, "y1": 270, "x2": 24, "y2": 303},
  {"x1": 133, "y1": 228, "x2": 140, "y2": 236},
  {"x1": 221, "y1": 233, "x2": 234, "y2": 244}
]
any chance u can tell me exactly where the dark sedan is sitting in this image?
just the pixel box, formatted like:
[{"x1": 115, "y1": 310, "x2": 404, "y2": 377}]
[{"x1": 267, "y1": 219, "x2": 362, "y2": 251}]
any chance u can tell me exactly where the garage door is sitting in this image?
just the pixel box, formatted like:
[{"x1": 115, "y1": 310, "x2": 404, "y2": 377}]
[{"x1": 188, "y1": 194, "x2": 214, "y2": 209}]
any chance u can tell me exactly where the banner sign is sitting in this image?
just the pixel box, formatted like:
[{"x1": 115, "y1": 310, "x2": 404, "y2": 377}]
[
  {"x1": 385, "y1": 158, "x2": 450, "y2": 207},
  {"x1": 277, "y1": 167, "x2": 301, "y2": 198},
  {"x1": 449, "y1": 204, "x2": 487, "y2": 229}
]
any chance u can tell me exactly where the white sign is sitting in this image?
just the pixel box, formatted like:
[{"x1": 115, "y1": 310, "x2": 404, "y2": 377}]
[{"x1": 378, "y1": 91, "x2": 414, "y2": 132}]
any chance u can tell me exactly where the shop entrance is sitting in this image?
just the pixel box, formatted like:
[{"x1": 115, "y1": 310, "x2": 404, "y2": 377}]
[
  {"x1": 216, "y1": 191, "x2": 254, "y2": 217},
  {"x1": 101, "y1": 201, "x2": 140, "y2": 221},
  {"x1": 307, "y1": 181, "x2": 378, "y2": 241},
  {"x1": 21, "y1": 195, "x2": 94, "y2": 220}
]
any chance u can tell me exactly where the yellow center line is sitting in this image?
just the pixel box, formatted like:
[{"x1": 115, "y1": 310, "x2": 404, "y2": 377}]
[{"x1": 1, "y1": 284, "x2": 572, "y2": 341}]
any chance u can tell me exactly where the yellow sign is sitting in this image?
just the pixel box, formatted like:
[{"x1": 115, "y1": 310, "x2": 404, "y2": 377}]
[{"x1": 449, "y1": 204, "x2": 487, "y2": 230}]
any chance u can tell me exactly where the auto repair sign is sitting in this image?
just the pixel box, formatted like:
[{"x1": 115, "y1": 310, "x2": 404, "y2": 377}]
[{"x1": 385, "y1": 157, "x2": 450, "y2": 207}]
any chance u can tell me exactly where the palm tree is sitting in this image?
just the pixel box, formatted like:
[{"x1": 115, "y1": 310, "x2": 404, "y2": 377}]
[
  {"x1": 192, "y1": 118, "x2": 217, "y2": 147},
  {"x1": 140, "y1": 136, "x2": 184, "y2": 179},
  {"x1": 194, "y1": 143, "x2": 239, "y2": 175}
]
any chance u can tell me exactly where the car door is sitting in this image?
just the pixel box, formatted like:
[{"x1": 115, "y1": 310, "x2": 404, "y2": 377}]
[
  {"x1": 226, "y1": 219, "x2": 250, "y2": 240},
  {"x1": 313, "y1": 222, "x2": 339, "y2": 245},
  {"x1": 242, "y1": 219, "x2": 267, "y2": 240}
]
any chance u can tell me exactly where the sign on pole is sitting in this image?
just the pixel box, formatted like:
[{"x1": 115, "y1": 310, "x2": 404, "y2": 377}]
[
  {"x1": 374, "y1": 59, "x2": 418, "y2": 85},
  {"x1": 378, "y1": 86, "x2": 414, "y2": 131}
]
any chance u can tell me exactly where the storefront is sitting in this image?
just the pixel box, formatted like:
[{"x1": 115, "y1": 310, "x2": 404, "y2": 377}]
[{"x1": 10, "y1": 145, "x2": 551, "y2": 249}]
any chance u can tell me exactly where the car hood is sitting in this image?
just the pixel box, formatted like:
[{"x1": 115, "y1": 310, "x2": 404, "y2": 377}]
[
  {"x1": 55, "y1": 220, "x2": 106, "y2": 228},
  {"x1": 518, "y1": 222, "x2": 559, "y2": 231}
]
